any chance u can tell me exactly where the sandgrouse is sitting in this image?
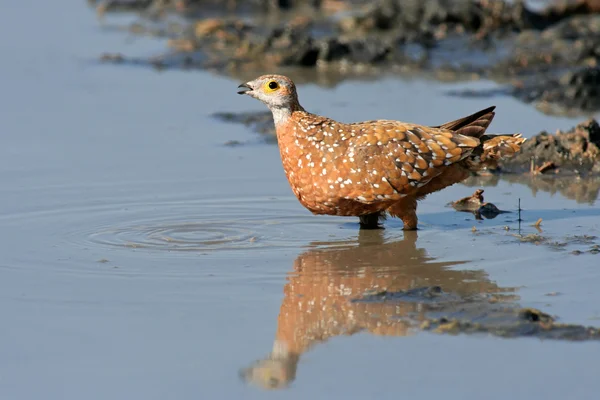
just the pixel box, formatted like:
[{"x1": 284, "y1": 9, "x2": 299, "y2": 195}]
[{"x1": 238, "y1": 74, "x2": 525, "y2": 230}]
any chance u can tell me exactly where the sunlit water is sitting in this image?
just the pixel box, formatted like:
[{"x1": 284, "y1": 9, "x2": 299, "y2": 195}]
[{"x1": 1, "y1": 1, "x2": 600, "y2": 399}]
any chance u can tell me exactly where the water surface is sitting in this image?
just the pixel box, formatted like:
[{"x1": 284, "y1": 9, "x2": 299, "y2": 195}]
[{"x1": 1, "y1": 1, "x2": 600, "y2": 399}]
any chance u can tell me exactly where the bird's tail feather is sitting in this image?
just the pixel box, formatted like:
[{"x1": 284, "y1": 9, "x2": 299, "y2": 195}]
[{"x1": 434, "y1": 106, "x2": 496, "y2": 138}]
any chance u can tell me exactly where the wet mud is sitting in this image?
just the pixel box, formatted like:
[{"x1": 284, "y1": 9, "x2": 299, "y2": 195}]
[
  {"x1": 214, "y1": 111, "x2": 276, "y2": 144},
  {"x1": 510, "y1": 230, "x2": 600, "y2": 253},
  {"x1": 448, "y1": 188, "x2": 509, "y2": 219},
  {"x1": 93, "y1": 0, "x2": 600, "y2": 115},
  {"x1": 498, "y1": 118, "x2": 600, "y2": 174}
]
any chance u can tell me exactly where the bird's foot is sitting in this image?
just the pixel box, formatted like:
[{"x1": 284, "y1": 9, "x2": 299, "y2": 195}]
[{"x1": 359, "y1": 212, "x2": 386, "y2": 230}]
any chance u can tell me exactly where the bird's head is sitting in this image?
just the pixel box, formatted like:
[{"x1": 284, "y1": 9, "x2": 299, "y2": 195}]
[{"x1": 237, "y1": 75, "x2": 300, "y2": 112}]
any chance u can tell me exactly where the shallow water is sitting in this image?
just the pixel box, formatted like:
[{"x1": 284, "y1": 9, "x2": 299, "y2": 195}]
[{"x1": 1, "y1": 1, "x2": 600, "y2": 399}]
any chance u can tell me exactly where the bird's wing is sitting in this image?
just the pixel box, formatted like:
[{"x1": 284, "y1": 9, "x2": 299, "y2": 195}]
[{"x1": 348, "y1": 121, "x2": 480, "y2": 199}]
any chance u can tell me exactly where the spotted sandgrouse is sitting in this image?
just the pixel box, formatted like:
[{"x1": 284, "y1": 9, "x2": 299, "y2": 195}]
[{"x1": 238, "y1": 74, "x2": 525, "y2": 230}]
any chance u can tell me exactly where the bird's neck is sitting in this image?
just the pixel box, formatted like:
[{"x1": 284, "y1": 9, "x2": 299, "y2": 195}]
[{"x1": 270, "y1": 103, "x2": 304, "y2": 127}]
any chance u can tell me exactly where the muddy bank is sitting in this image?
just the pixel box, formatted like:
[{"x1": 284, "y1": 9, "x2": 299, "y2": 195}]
[
  {"x1": 94, "y1": 0, "x2": 600, "y2": 114},
  {"x1": 498, "y1": 118, "x2": 600, "y2": 174}
]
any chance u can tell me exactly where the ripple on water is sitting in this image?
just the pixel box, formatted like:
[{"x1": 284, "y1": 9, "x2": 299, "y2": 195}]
[
  {"x1": 80, "y1": 200, "x2": 336, "y2": 253},
  {"x1": 1, "y1": 195, "x2": 343, "y2": 257}
]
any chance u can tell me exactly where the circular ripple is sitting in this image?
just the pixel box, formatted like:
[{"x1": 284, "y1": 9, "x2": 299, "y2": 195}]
[
  {"x1": 66, "y1": 197, "x2": 344, "y2": 253},
  {"x1": 86, "y1": 216, "x2": 279, "y2": 252},
  {"x1": 0, "y1": 181, "x2": 353, "y2": 277},
  {"x1": 89, "y1": 222, "x2": 257, "y2": 251},
  {"x1": 0, "y1": 178, "x2": 373, "y2": 281}
]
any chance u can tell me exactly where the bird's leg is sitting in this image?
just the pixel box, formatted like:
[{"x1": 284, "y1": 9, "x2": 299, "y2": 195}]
[
  {"x1": 388, "y1": 197, "x2": 418, "y2": 230},
  {"x1": 359, "y1": 212, "x2": 385, "y2": 230}
]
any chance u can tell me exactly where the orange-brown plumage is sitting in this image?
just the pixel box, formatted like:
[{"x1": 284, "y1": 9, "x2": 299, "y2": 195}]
[{"x1": 238, "y1": 75, "x2": 525, "y2": 229}]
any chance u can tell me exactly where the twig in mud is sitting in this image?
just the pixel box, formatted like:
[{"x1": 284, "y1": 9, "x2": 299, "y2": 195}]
[
  {"x1": 530, "y1": 158, "x2": 535, "y2": 174},
  {"x1": 518, "y1": 198, "x2": 522, "y2": 234},
  {"x1": 533, "y1": 161, "x2": 557, "y2": 175},
  {"x1": 532, "y1": 218, "x2": 543, "y2": 233}
]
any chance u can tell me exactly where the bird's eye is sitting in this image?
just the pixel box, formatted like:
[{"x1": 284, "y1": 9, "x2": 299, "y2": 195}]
[{"x1": 266, "y1": 81, "x2": 279, "y2": 91}]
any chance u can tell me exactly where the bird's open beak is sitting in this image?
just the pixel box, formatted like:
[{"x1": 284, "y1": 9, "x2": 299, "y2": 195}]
[{"x1": 237, "y1": 82, "x2": 252, "y2": 95}]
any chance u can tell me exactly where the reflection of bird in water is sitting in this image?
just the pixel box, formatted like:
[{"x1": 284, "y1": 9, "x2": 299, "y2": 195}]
[{"x1": 241, "y1": 230, "x2": 515, "y2": 390}]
